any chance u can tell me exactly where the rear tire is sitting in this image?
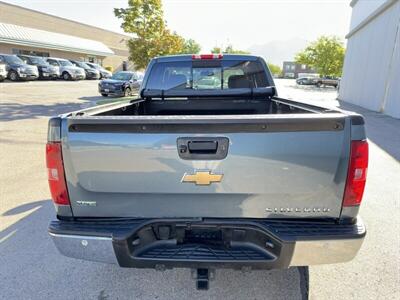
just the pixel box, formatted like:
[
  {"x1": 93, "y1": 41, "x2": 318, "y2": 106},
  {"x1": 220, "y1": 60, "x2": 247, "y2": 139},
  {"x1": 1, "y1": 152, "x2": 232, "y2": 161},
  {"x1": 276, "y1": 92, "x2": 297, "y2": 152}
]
[
  {"x1": 62, "y1": 72, "x2": 71, "y2": 80},
  {"x1": 316, "y1": 82, "x2": 322, "y2": 88},
  {"x1": 101, "y1": 93, "x2": 108, "y2": 97},
  {"x1": 9, "y1": 70, "x2": 19, "y2": 81}
]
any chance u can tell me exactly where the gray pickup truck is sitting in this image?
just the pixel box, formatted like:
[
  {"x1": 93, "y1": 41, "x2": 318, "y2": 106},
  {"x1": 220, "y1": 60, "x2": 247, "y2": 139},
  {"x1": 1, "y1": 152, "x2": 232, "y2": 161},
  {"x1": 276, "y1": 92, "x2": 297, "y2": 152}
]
[
  {"x1": 47, "y1": 54, "x2": 368, "y2": 290},
  {"x1": 314, "y1": 76, "x2": 340, "y2": 88}
]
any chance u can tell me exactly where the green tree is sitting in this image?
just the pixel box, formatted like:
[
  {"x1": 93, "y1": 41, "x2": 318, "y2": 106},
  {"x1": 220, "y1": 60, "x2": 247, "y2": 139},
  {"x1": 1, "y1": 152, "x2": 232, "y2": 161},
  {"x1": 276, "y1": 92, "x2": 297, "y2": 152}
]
[
  {"x1": 115, "y1": 0, "x2": 200, "y2": 69},
  {"x1": 210, "y1": 45, "x2": 249, "y2": 54},
  {"x1": 267, "y1": 63, "x2": 282, "y2": 76},
  {"x1": 223, "y1": 44, "x2": 250, "y2": 54},
  {"x1": 295, "y1": 36, "x2": 345, "y2": 77},
  {"x1": 210, "y1": 46, "x2": 222, "y2": 54},
  {"x1": 157, "y1": 29, "x2": 185, "y2": 56},
  {"x1": 181, "y1": 39, "x2": 201, "y2": 54}
]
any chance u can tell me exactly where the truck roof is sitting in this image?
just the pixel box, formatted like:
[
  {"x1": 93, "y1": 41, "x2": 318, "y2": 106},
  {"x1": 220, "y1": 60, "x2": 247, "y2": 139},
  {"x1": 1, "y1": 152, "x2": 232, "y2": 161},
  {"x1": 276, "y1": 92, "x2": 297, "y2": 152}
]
[{"x1": 153, "y1": 54, "x2": 260, "y2": 62}]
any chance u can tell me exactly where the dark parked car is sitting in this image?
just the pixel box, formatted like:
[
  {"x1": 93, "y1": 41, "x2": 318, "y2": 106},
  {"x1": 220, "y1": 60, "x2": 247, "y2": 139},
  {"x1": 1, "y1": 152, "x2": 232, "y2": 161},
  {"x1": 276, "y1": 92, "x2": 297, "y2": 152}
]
[
  {"x1": 296, "y1": 76, "x2": 317, "y2": 85},
  {"x1": 69, "y1": 60, "x2": 100, "y2": 80},
  {"x1": 98, "y1": 71, "x2": 141, "y2": 97},
  {"x1": 0, "y1": 54, "x2": 38, "y2": 81},
  {"x1": 17, "y1": 55, "x2": 60, "y2": 80},
  {"x1": 86, "y1": 62, "x2": 112, "y2": 79}
]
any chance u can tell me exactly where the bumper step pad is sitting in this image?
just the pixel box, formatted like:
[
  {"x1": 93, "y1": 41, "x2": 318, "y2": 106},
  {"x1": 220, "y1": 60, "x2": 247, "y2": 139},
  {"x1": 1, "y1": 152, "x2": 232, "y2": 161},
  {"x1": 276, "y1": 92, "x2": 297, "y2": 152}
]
[{"x1": 138, "y1": 243, "x2": 272, "y2": 261}]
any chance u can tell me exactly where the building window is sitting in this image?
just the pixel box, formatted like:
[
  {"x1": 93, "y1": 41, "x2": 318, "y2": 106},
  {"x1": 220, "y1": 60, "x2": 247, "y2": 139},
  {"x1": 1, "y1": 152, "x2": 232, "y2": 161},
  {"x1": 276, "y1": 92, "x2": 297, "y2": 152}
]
[
  {"x1": 291, "y1": 65, "x2": 295, "y2": 70},
  {"x1": 285, "y1": 72, "x2": 295, "y2": 78},
  {"x1": 301, "y1": 64, "x2": 307, "y2": 70},
  {"x1": 85, "y1": 56, "x2": 103, "y2": 65},
  {"x1": 12, "y1": 49, "x2": 49, "y2": 57},
  {"x1": 286, "y1": 65, "x2": 291, "y2": 70}
]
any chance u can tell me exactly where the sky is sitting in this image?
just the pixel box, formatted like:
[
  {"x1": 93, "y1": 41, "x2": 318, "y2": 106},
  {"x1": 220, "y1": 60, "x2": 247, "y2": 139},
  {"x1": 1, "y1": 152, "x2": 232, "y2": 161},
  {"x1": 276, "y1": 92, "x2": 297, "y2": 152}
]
[{"x1": 1, "y1": 0, "x2": 353, "y2": 64}]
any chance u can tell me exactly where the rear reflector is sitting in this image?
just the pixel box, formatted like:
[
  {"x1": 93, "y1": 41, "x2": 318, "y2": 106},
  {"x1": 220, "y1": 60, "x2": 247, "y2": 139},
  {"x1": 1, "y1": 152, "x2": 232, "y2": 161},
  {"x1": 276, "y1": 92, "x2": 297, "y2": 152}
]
[
  {"x1": 343, "y1": 140, "x2": 369, "y2": 207},
  {"x1": 46, "y1": 142, "x2": 70, "y2": 205},
  {"x1": 192, "y1": 54, "x2": 223, "y2": 60}
]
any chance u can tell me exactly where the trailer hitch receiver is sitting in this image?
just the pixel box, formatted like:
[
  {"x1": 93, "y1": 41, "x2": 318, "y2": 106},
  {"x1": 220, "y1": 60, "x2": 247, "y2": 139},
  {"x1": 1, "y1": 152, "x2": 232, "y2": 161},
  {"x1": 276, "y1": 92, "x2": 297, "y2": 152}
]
[{"x1": 192, "y1": 268, "x2": 215, "y2": 290}]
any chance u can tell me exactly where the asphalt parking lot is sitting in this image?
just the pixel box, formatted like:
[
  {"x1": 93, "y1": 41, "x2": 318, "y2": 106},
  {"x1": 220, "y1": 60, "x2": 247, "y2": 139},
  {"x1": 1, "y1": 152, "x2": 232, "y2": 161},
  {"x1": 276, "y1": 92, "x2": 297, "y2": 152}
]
[{"x1": 1, "y1": 79, "x2": 399, "y2": 299}]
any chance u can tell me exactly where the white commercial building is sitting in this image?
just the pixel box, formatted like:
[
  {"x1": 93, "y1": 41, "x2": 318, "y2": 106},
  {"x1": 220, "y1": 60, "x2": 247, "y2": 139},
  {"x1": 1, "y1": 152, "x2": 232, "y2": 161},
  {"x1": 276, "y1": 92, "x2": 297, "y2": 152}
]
[
  {"x1": 0, "y1": 2, "x2": 131, "y2": 71},
  {"x1": 339, "y1": 0, "x2": 400, "y2": 119}
]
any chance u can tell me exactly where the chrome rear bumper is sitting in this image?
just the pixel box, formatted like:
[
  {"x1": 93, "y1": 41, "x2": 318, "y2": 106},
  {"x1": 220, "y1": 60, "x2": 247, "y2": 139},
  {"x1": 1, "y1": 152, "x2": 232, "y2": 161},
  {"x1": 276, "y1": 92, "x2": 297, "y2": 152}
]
[
  {"x1": 49, "y1": 218, "x2": 366, "y2": 268},
  {"x1": 290, "y1": 238, "x2": 364, "y2": 266},
  {"x1": 49, "y1": 233, "x2": 117, "y2": 264}
]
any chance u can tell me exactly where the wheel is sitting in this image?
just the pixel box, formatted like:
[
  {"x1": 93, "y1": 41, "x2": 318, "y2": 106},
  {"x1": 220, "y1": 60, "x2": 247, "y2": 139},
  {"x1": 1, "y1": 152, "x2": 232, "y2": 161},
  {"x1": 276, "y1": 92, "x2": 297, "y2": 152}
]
[
  {"x1": 62, "y1": 72, "x2": 71, "y2": 80},
  {"x1": 316, "y1": 81, "x2": 322, "y2": 88},
  {"x1": 124, "y1": 87, "x2": 131, "y2": 97},
  {"x1": 101, "y1": 93, "x2": 108, "y2": 97},
  {"x1": 298, "y1": 81, "x2": 302, "y2": 85},
  {"x1": 9, "y1": 70, "x2": 19, "y2": 81}
]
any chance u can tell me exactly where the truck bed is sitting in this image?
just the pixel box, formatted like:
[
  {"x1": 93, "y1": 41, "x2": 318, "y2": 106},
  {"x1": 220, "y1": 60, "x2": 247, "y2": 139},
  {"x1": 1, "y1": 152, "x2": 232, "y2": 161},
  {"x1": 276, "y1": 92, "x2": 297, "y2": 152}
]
[{"x1": 78, "y1": 94, "x2": 331, "y2": 117}]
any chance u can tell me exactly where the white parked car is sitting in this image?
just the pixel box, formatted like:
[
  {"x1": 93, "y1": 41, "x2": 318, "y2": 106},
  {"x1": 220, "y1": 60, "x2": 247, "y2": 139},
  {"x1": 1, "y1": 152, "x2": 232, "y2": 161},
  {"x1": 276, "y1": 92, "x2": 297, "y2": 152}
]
[
  {"x1": 46, "y1": 57, "x2": 86, "y2": 80},
  {"x1": 0, "y1": 62, "x2": 7, "y2": 82}
]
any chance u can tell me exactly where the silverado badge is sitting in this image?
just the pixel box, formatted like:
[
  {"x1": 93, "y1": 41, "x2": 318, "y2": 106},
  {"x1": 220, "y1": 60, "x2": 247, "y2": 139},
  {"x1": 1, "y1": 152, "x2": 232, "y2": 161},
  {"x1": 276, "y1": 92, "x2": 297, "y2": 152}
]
[{"x1": 182, "y1": 171, "x2": 223, "y2": 185}]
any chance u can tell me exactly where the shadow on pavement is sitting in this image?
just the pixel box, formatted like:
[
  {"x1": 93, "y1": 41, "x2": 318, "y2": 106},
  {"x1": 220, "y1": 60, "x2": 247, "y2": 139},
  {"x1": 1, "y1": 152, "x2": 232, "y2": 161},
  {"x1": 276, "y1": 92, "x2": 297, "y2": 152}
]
[
  {"x1": 79, "y1": 95, "x2": 134, "y2": 102},
  {"x1": 0, "y1": 101, "x2": 94, "y2": 122},
  {"x1": 1, "y1": 200, "x2": 308, "y2": 300},
  {"x1": 0, "y1": 79, "x2": 61, "y2": 84},
  {"x1": 338, "y1": 101, "x2": 400, "y2": 161},
  {"x1": 2, "y1": 200, "x2": 49, "y2": 216},
  {"x1": 79, "y1": 96, "x2": 108, "y2": 101}
]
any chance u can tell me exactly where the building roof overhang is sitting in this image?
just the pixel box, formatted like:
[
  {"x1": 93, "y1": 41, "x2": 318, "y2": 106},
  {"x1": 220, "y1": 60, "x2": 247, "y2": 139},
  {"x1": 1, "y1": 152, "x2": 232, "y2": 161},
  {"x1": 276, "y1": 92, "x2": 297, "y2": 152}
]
[{"x1": 0, "y1": 22, "x2": 114, "y2": 56}]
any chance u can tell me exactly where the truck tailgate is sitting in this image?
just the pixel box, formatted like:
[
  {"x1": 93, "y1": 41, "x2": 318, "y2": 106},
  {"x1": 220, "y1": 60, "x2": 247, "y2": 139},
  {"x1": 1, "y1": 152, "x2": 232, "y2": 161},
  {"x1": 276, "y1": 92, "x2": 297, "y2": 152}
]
[{"x1": 62, "y1": 114, "x2": 350, "y2": 219}]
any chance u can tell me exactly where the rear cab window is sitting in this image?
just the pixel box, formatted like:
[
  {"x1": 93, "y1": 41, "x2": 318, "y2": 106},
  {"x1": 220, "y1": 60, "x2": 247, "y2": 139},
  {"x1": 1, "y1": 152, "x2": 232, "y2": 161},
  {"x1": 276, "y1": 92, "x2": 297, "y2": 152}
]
[{"x1": 145, "y1": 59, "x2": 269, "y2": 91}]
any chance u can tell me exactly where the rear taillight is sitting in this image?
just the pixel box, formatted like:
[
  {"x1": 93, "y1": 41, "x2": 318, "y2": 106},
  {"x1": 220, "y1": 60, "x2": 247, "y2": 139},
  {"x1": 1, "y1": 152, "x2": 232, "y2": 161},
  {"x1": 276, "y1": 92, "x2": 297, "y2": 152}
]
[
  {"x1": 342, "y1": 140, "x2": 369, "y2": 207},
  {"x1": 46, "y1": 117, "x2": 70, "y2": 205},
  {"x1": 46, "y1": 142, "x2": 70, "y2": 205},
  {"x1": 192, "y1": 54, "x2": 223, "y2": 60}
]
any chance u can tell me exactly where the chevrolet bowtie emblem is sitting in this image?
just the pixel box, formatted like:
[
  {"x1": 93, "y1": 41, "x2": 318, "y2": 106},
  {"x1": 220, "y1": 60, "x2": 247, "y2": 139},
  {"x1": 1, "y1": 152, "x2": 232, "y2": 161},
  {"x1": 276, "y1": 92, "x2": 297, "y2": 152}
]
[{"x1": 182, "y1": 171, "x2": 223, "y2": 185}]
